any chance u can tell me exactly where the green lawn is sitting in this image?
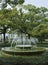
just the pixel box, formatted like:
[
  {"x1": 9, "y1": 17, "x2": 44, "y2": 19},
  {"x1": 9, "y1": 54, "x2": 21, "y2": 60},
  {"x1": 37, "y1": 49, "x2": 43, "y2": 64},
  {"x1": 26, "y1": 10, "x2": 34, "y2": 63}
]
[{"x1": 0, "y1": 49, "x2": 48, "y2": 65}]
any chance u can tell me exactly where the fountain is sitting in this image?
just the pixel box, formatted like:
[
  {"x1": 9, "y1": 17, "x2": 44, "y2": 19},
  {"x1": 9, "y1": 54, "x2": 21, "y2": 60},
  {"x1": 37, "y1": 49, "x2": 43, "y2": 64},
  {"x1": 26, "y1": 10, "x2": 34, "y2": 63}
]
[
  {"x1": 1, "y1": 33, "x2": 45, "y2": 56},
  {"x1": 10, "y1": 34, "x2": 33, "y2": 49}
]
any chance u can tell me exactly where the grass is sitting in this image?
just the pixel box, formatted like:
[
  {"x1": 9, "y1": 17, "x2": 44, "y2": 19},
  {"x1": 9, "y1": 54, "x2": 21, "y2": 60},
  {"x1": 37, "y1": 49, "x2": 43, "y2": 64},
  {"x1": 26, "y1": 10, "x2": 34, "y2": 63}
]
[{"x1": 0, "y1": 50, "x2": 48, "y2": 65}]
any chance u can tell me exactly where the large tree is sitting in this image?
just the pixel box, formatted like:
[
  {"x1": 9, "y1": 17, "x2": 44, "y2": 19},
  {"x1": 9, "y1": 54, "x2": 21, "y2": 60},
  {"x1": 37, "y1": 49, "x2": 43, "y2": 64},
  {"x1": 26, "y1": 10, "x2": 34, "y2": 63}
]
[
  {"x1": 0, "y1": 0, "x2": 24, "y2": 43},
  {"x1": 0, "y1": 9, "x2": 13, "y2": 43}
]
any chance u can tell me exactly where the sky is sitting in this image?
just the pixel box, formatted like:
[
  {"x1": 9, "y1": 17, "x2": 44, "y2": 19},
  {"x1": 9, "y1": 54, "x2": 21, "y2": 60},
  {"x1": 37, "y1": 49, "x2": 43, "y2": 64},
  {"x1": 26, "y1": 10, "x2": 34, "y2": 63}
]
[{"x1": 24, "y1": 0, "x2": 48, "y2": 8}]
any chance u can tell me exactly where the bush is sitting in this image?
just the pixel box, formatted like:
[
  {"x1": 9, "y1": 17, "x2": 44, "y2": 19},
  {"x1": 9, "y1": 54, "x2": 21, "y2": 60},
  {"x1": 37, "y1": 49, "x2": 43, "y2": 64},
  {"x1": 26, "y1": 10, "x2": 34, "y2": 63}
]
[
  {"x1": 0, "y1": 42, "x2": 11, "y2": 47},
  {"x1": 37, "y1": 42, "x2": 48, "y2": 47}
]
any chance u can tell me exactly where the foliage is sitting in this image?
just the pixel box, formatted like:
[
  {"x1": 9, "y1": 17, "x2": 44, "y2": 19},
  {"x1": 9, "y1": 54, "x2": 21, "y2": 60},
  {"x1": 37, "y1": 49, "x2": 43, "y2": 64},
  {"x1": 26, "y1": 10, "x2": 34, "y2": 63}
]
[
  {"x1": 0, "y1": 3, "x2": 48, "y2": 42},
  {"x1": 32, "y1": 23, "x2": 48, "y2": 42},
  {"x1": 0, "y1": 0, "x2": 24, "y2": 9}
]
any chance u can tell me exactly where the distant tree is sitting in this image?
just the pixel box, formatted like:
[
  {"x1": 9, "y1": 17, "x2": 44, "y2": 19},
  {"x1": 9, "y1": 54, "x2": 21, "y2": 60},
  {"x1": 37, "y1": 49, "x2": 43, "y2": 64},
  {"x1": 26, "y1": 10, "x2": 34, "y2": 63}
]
[{"x1": 32, "y1": 24, "x2": 48, "y2": 43}]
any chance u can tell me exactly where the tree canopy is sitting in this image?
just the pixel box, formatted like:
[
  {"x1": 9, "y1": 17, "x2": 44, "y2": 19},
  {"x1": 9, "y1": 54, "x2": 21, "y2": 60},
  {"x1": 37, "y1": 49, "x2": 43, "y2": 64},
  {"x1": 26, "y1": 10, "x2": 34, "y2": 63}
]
[
  {"x1": 0, "y1": 3, "x2": 48, "y2": 43},
  {"x1": 0, "y1": 0, "x2": 24, "y2": 9}
]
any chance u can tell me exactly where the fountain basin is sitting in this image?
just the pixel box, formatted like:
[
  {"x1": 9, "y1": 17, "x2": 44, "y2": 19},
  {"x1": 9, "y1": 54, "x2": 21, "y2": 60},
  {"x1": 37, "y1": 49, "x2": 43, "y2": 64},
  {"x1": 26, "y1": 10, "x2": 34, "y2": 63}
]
[
  {"x1": 16, "y1": 45, "x2": 32, "y2": 47},
  {"x1": 15, "y1": 45, "x2": 32, "y2": 49},
  {"x1": 1, "y1": 47, "x2": 45, "y2": 56}
]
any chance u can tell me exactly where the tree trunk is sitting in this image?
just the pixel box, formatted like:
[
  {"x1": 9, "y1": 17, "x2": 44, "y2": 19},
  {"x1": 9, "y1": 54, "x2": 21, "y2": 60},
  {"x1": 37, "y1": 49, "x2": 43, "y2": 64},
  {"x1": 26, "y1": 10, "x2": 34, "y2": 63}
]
[
  {"x1": 28, "y1": 34, "x2": 30, "y2": 39},
  {"x1": 3, "y1": 32, "x2": 6, "y2": 43},
  {"x1": 21, "y1": 33, "x2": 23, "y2": 45},
  {"x1": 3, "y1": 27, "x2": 6, "y2": 43}
]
